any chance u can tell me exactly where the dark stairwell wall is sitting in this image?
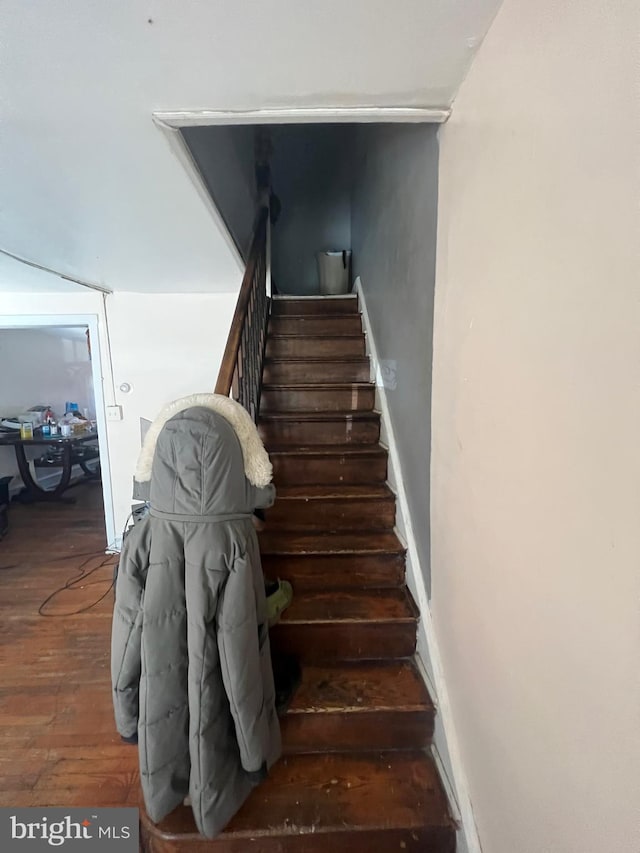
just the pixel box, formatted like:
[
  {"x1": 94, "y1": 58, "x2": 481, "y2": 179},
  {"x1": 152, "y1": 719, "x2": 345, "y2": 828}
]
[
  {"x1": 182, "y1": 125, "x2": 257, "y2": 260},
  {"x1": 351, "y1": 124, "x2": 439, "y2": 594},
  {"x1": 269, "y1": 124, "x2": 353, "y2": 296}
]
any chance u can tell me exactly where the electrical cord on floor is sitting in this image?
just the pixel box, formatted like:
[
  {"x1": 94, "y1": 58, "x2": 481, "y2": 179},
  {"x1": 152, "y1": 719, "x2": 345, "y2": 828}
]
[
  {"x1": 38, "y1": 553, "x2": 118, "y2": 617},
  {"x1": 37, "y1": 511, "x2": 134, "y2": 617}
]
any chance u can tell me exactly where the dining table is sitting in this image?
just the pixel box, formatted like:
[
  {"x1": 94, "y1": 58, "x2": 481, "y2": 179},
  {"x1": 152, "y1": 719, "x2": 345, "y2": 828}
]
[{"x1": 0, "y1": 428, "x2": 100, "y2": 503}]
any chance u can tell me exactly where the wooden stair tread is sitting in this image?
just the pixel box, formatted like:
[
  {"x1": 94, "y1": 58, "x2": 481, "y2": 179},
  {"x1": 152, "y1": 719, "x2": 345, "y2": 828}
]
[
  {"x1": 270, "y1": 313, "x2": 362, "y2": 321},
  {"x1": 269, "y1": 485, "x2": 395, "y2": 531},
  {"x1": 272, "y1": 295, "x2": 358, "y2": 298},
  {"x1": 267, "y1": 333, "x2": 364, "y2": 341},
  {"x1": 271, "y1": 296, "x2": 359, "y2": 316},
  {"x1": 261, "y1": 552, "x2": 406, "y2": 592},
  {"x1": 266, "y1": 335, "x2": 366, "y2": 359},
  {"x1": 268, "y1": 322, "x2": 362, "y2": 337},
  {"x1": 259, "y1": 530, "x2": 403, "y2": 555},
  {"x1": 264, "y1": 356, "x2": 369, "y2": 364},
  {"x1": 270, "y1": 446, "x2": 387, "y2": 485},
  {"x1": 260, "y1": 410, "x2": 378, "y2": 422},
  {"x1": 262, "y1": 358, "x2": 371, "y2": 384},
  {"x1": 272, "y1": 295, "x2": 358, "y2": 299},
  {"x1": 286, "y1": 660, "x2": 433, "y2": 715},
  {"x1": 278, "y1": 588, "x2": 417, "y2": 624},
  {"x1": 144, "y1": 751, "x2": 453, "y2": 840},
  {"x1": 268, "y1": 444, "x2": 386, "y2": 456},
  {"x1": 261, "y1": 384, "x2": 375, "y2": 414},
  {"x1": 259, "y1": 412, "x2": 381, "y2": 447},
  {"x1": 274, "y1": 484, "x2": 392, "y2": 500},
  {"x1": 263, "y1": 382, "x2": 373, "y2": 391}
]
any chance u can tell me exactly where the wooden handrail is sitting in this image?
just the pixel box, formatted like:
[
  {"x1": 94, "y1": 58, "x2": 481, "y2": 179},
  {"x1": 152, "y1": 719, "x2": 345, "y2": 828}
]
[{"x1": 215, "y1": 206, "x2": 269, "y2": 412}]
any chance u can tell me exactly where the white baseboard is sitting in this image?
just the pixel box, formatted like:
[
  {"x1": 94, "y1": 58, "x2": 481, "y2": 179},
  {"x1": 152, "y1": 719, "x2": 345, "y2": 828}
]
[{"x1": 355, "y1": 277, "x2": 482, "y2": 853}]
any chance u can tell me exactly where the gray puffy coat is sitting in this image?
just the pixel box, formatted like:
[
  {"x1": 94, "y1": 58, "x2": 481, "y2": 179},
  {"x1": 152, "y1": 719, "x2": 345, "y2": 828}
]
[{"x1": 111, "y1": 401, "x2": 281, "y2": 838}]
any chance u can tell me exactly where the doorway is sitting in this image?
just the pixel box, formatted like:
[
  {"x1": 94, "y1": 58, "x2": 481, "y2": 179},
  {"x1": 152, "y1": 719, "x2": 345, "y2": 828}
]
[{"x1": 0, "y1": 313, "x2": 116, "y2": 548}]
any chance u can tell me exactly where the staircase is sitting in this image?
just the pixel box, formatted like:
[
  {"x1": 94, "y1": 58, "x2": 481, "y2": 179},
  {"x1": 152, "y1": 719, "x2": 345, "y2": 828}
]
[{"x1": 141, "y1": 294, "x2": 456, "y2": 852}]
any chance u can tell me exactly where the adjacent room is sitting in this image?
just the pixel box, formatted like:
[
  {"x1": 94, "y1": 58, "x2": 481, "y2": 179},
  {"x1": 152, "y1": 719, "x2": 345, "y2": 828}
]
[{"x1": 0, "y1": 324, "x2": 103, "y2": 536}]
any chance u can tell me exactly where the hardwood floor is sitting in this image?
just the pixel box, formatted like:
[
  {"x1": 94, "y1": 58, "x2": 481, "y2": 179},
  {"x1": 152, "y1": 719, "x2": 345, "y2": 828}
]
[{"x1": 0, "y1": 482, "x2": 140, "y2": 809}]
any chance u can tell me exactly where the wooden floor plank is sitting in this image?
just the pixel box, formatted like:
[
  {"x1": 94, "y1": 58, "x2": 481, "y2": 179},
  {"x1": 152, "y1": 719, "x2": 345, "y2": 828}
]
[{"x1": 0, "y1": 483, "x2": 139, "y2": 809}]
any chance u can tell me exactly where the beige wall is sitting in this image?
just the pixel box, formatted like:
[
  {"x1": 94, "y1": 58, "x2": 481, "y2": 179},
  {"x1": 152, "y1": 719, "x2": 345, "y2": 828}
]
[{"x1": 431, "y1": 1, "x2": 640, "y2": 852}]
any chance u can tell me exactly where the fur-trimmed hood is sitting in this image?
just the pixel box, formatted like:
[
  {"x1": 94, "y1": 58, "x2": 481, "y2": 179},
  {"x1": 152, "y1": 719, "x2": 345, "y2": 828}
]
[{"x1": 134, "y1": 394, "x2": 272, "y2": 487}]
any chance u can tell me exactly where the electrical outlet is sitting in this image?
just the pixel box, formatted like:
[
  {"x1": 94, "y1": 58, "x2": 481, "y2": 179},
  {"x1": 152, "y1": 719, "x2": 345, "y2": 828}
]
[{"x1": 106, "y1": 405, "x2": 123, "y2": 422}]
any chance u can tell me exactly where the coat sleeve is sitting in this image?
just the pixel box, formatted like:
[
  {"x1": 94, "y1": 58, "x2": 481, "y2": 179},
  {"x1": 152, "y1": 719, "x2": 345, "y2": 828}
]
[
  {"x1": 110, "y1": 520, "x2": 149, "y2": 739},
  {"x1": 251, "y1": 482, "x2": 276, "y2": 510},
  {"x1": 217, "y1": 547, "x2": 274, "y2": 774}
]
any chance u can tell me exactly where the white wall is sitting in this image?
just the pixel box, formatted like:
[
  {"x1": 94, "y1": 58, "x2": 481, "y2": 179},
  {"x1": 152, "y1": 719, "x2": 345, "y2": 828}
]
[
  {"x1": 1, "y1": 288, "x2": 236, "y2": 543},
  {"x1": 182, "y1": 125, "x2": 257, "y2": 259},
  {"x1": 271, "y1": 125, "x2": 354, "y2": 295},
  {"x1": 431, "y1": 2, "x2": 640, "y2": 852},
  {"x1": 0, "y1": 0, "x2": 501, "y2": 295},
  {"x1": 0, "y1": 327, "x2": 94, "y2": 416},
  {"x1": 105, "y1": 291, "x2": 236, "y2": 535},
  {"x1": 351, "y1": 124, "x2": 439, "y2": 591}
]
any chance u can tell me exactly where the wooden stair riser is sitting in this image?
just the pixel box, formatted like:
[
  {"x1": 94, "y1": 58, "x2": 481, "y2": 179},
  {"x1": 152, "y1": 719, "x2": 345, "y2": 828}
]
[
  {"x1": 270, "y1": 623, "x2": 416, "y2": 663},
  {"x1": 265, "y1": 336, "x2": 365, "y2": 359},
  {"x1": 261, "y1": 553, "x2": 405, "y2": 591},
  {"x1": 269, "y1": 315, "x2": 362, "y2": 336},
  {"x1": 261, "y1": 385, "x2": 375, "y2": 413},
  {"x1": 271, "y1": 452, "x2": 388, "y2": 485},
  {"x1": 262, "y1": 359, "x2": 371, "y2": 384},
  {"x1": 280, "y1": 661, "x2": 434, "y2": 754},
  {"x1": 271, "y1": 297, "x2": 359, "y2": 316},
  {"x1": 282, "y1": 709, "x2": 433, "y2": 754},
  {"x1": 259, "y1": 414, "x2": 380, "y2": 446},
  {"x1": 269, "y1": 495, "x2": 396, "y2": 532}
]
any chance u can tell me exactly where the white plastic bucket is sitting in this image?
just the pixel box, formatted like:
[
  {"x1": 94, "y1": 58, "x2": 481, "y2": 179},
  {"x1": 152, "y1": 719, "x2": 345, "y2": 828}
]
[{"x1": 317, "y1": 250, "x2": 352, "y2": 295}]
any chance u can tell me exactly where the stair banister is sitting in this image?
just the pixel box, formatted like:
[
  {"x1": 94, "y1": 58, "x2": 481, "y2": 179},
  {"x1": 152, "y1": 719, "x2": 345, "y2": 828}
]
[{"x1": 214, "y1": 206, "x2": 269, "y2": 421}]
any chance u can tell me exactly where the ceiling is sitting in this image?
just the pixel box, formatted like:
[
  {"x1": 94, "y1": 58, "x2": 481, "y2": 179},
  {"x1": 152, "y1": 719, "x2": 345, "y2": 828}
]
[{"x1": 0, "y1": 0, "x2": 502, "y2": 294}]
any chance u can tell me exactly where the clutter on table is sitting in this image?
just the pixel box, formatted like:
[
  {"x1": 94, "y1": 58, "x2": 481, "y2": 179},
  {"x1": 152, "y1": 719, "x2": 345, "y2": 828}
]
[{"x1": 0, "y1": 403, "x2": 97, "y2": 439}]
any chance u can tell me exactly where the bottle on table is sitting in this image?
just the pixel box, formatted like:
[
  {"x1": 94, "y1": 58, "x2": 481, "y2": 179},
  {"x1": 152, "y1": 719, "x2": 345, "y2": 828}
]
[
  {"x1": 41, "y1": 407, "x2": 52, "y2": 437},
  {"x1": 46, "y1": 408, "x2": 58, "y2": 436}
]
